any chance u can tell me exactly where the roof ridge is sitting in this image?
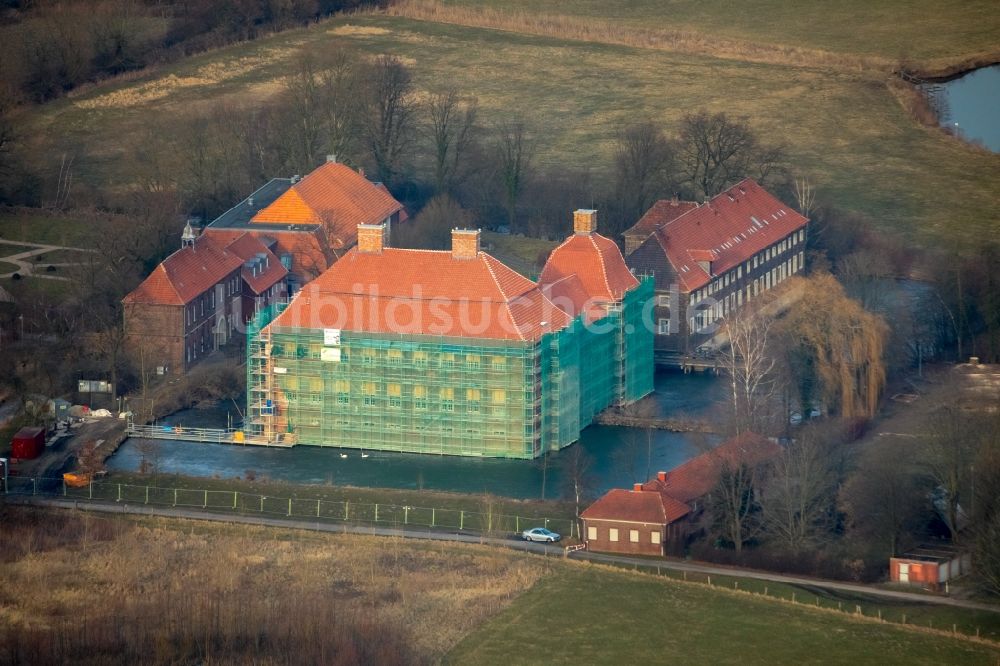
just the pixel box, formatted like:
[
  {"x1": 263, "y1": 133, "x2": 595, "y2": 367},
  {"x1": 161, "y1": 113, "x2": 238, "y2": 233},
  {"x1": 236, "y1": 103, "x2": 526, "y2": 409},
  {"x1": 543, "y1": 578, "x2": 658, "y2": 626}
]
[
  {"x1": 588, "y1": 234, "x2": 613, "y2": 298},
  {"x1": 480, "y1": 252, "x2": 525, "y2": 341}
]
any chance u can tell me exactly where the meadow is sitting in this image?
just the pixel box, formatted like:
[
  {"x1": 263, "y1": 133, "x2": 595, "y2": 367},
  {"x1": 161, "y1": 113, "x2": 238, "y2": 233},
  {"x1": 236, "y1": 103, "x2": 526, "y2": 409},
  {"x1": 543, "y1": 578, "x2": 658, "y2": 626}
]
[
  {"x1": 13, "y1": 11, "x2": 999, "y2": 254},
  {"x1": 449, "y1": 567, "x2": 1000, "y2": 665}
]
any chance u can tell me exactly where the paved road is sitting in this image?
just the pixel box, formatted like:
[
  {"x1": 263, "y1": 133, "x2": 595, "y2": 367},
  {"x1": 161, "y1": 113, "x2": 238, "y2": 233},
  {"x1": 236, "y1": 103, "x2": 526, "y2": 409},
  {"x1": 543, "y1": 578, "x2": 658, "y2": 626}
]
[{"x1": 9, "y1": 495, "x2": 999, "y2": 614}]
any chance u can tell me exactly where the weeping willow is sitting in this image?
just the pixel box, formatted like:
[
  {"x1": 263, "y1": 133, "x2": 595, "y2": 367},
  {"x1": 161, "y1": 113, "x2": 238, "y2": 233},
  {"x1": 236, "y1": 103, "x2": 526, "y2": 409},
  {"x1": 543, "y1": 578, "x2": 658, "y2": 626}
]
[{"x1": 780, "y1": 274, "x2": 889, "y2": 419}]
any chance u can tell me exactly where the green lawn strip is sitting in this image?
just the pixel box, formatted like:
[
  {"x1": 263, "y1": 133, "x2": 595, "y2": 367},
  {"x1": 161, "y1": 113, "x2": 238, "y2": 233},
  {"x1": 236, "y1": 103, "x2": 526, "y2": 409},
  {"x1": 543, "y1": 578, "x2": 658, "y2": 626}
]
[
  {"x1": 18, "y1": 15, "x2": 1000, "y2": 253},
  {"x1": 86, "y1": 471, "x2": 578, "y2": 529},
  {"x1": 432, "y1": 0, "x2": 1000, "y2": 63},
  {"x1": 610, "y1": 563, "x2": 1000, "y2": 641},
  {"x1": 448, "y1": 566, "x2": 1000, "y2": 665},
  {"x1": 0, "y1": 208, "x2": 111, "y2": 248}
]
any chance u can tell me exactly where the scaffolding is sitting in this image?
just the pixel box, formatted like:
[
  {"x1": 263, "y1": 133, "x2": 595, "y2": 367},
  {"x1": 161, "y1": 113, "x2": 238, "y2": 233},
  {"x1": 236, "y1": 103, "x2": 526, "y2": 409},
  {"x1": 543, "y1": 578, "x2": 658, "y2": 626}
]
[{"x1": 244, "y1": 277, "x2": 655, "y2": 459}]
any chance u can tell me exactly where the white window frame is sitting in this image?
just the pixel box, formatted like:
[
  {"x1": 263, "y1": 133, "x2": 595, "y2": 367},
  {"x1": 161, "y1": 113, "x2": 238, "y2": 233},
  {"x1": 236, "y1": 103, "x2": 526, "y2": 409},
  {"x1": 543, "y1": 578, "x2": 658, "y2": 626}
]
[
  {"x1": 651, "y1": 531, "x2": 661, "y2": 544},
  {"x1": 629, "y1": 529, "x2": 639, "y2": 543},
  {"x1": 587, "y1": 526, "x2": 597, "y2": 540},
  {"x1": 609, "y1": 528, "x2": 619, "y2": 542}
]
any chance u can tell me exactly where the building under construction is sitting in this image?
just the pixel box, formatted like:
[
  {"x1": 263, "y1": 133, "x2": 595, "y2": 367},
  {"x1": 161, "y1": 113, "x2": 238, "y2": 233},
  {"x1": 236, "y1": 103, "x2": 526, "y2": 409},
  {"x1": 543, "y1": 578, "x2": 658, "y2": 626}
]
[{"x1": 246, "y1": 210, "x2": 653, "y2": 458}]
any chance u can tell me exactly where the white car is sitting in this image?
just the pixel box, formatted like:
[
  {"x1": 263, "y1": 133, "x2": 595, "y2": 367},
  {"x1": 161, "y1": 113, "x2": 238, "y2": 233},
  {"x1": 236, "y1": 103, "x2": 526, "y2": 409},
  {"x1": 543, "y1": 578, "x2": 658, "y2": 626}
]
[{"x1": 521, "y1": 527, "x2": 561, "y2": 542}]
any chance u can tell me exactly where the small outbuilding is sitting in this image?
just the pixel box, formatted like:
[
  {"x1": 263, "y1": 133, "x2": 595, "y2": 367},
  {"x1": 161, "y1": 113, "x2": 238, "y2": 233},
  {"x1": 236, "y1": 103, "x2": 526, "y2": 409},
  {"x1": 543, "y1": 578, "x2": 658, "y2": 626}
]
[
  {"x1": 11, "y1": 426, "x2": 45, "y2": 460},
  {"x1": 580, "y1": 484, "x2": 691, "y2": 556},
  {"x1": 890, "y1": 545, "x2": 971, "y2": 591}
]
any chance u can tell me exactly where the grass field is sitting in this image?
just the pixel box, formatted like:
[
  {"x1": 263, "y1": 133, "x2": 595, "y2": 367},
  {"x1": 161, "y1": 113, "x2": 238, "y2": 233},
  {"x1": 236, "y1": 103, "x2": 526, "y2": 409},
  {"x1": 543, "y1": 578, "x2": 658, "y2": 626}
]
[
  {"x1": 14, "y1": 13, "x2": 999, "y2": 253},
  {"x1": 422, "y1": 0, "x2": 1000, "y2": 65},
  {"x1": 449, "y1": 567, "x2": 1000, "y2": 665}
]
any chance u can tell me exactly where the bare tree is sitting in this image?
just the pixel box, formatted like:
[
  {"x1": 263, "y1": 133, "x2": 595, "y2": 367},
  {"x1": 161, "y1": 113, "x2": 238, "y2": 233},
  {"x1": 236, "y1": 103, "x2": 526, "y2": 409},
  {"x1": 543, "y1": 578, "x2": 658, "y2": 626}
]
[
  {"x1": 611, "y1": 121, "x2": 676, "y2": 234},
  {"x1": 719, "y1": 304, "x2": 778, "y2": 436},
  {"x1": 394, "y1": 194, "x2": 471, "y2": 251},
  {"x1": 559, "y1": 444, "x2": 598, "y2": 529},
  {"x1": 426, "y1": 88, "x2": 479, "y2": 194},
  {"x1": 282, "y1": 52, "x2": 327, "y2": 173},
  {"x1": 362, "y1": 55, "x2": 416, "y2": 186},
  {"x1": 840, "y1": 440, "x2": 928, "y2": 557},
  {"x1": 708, "y1": 459, "x2": 767, "y2": 553},
  {"x1": 493, "y1": 119, "x2": 533, "y2": 234},
  {"x1": 760, "y1": 429, "x2": 839, "y2": 552},
  {"x1": 793, "y1": 177, "x2": 816, "y2": 218},
  {"x1": 677, "y1": 110, "x2": 784, "y2": 199}
]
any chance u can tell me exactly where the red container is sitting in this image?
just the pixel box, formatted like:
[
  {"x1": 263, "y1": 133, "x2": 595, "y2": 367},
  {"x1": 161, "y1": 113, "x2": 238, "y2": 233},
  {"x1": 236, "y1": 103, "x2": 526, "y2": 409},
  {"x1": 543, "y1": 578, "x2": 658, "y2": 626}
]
[{"x1": 11, "y1": 426, "x2": 45, "y2": 460}]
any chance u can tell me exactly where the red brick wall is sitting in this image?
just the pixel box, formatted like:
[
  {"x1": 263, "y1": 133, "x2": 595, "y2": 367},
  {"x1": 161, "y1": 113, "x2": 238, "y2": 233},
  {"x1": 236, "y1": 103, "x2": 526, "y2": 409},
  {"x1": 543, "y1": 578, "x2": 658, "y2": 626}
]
[
  {"x1": 583, "y1": 519, "x2": 665, "y2": 557},
  {"x1": 124, "y1": 302, "x2": 184, "y2": 375}
]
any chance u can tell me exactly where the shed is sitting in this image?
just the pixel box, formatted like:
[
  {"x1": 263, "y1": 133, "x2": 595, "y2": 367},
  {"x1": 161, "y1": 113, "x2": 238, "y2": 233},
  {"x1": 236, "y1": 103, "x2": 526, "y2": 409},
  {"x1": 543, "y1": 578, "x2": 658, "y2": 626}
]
[
  {"x1": 890, "y1": 545, "x2": 971, "y2": 591},
  {"x1": 11, "y1": 426, "x2": 45, "y2": 460}
]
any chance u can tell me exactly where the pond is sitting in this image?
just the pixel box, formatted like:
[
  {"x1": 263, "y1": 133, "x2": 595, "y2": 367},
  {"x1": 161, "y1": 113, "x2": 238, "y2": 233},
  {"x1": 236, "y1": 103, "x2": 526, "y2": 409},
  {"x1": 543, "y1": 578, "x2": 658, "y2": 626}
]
[
  {"x1": 930, "y1": 64, "x2": 1000, "y2": 152},
  {"x1": 108, "y1": 371, "x2": 726, "y2": 499}
]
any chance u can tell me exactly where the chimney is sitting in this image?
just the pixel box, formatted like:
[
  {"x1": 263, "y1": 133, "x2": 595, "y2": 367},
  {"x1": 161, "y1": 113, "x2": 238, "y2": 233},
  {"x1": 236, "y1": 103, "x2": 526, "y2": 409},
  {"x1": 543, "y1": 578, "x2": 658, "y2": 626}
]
[
  {"x1": 327, "y1": 154, "x2": 337, "y2": 163},
  {"x1": 358, "y1": 167, "x2": 366, "y2": 178},
  {"x1": 451, "y1": 228, "x2": 480, "y2": 260},
  {"x1": 357, "y1": 223, "x2": 387, "y2": 254},
  {"x1": 573, "y1": 209, "x2": 597, "y2": 235},
  {"x1": 657, "y1": 471, "x2": 666, "y2": 482},
  {"x1": 633, "y1": 482, "x2": 643, "y2": 492},
  {"x1": 670, "y1": 195, "x2": 679, "y2": 206}
]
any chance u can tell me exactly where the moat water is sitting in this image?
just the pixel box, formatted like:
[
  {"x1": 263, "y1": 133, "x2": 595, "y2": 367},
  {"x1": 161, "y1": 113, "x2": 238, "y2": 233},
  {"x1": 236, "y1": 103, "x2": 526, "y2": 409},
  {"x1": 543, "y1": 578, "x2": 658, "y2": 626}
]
[{"x1": 108, "y1": 371, "x2": 725, "y2": 499}]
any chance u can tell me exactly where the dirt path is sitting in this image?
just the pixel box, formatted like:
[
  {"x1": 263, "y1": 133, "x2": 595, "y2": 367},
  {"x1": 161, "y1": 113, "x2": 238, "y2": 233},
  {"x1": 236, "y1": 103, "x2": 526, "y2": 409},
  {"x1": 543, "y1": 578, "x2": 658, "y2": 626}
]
[{"x1": 0, "y1": 239, "x2": 96, "y2": 280}]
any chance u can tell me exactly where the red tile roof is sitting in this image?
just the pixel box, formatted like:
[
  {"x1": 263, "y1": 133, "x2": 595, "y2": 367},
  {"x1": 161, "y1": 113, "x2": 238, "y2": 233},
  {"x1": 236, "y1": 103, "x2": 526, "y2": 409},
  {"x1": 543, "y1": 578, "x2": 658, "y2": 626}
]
[
  {"x1": 651, "y1": 179, "x2": 808, "y2": 292},
  {"x1": 624, "y1": 198, "x2": 699, "y2": 240},
  {"x1": 642, "y1": 432, "x2": 782, "y2": 503},
  {"x1": 539, "y1": 232, "x2": 638, "y2": 318},
  {"x1": 123, "y1": 235, "x2": 243, "y2": 306},
  {"x1": 251, "y1": 162, "x2": 404, "y2": 248},
  {"x1": 203, "y1": 227, "x2": 335, "y2": 281},
  {"x1": 224, "y1": 233, "x2": 288, "y2": 295},
  {"x1": 269, "y1": 247, "x2": 573, "y2": 341},
  {"x1": 581, "y1": 488, "x2": 690, "y2": 525}
]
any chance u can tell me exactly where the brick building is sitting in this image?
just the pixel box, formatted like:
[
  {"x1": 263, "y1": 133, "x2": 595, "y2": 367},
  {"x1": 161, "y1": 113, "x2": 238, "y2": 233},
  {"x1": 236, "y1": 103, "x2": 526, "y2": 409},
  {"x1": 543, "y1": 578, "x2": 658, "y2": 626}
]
[
  {"x1": 123, "y1": 226, "x2": 287, "y2": 375},
  {"x1": 580, "y1": 487, "x2": 691, "y2": 556},
  {"x1": 244, "y1": 210, "x2": 654, "y2": 458},
  {"x1": 624, "y1": 179, "x2": 808, "y2": 363},
  {"x1": 201, "y1": 157, "x2": 406, "y2": 290},
  {"x1": 582, "y1": 433, "x2": 782, "y2": 555}
]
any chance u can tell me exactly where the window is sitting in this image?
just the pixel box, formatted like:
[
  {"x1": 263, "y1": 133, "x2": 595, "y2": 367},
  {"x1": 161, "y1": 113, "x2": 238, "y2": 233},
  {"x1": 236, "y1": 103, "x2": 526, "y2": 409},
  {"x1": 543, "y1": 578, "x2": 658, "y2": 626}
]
[
  {"x1": 414, "y1": 351, "x2": 428, "y2": 367},
  {"x1": 388, "y1": 383, "x2": 401, "y2": 407},
  {"x1": 658, "y1": 294, "x2": 670, "y2": 307},
  {"x1": 441, "y1": 353, "x2": 455, "y2": 367},
  {"x1": 629, "y1": 530, "x2": 639, "y2": 543},
  {"x1": 362, "y1": 350, "x2": 375, "y2": 365},
  {"x1": 651, "y1": 531, "x2": 661, "y2": 544},
  {"x1": 441, "y1": 387, "x2": 454, "y2": 411},
  {"x1": 466, "y1": 354, "x2": 480, "y2": 369},
  {"x1": 491, "y1": 355, "x2": 506, "y2": 370},
  {"x1": 335, "y1": 379, "x2": 350, "y2": 405},
  {"x1": 658, "y1": 318, "x2": 670, "y2": 335},
  {"x1": 388, "y1": 349, "x2": 402, "y2": 365},
  {"x1": 609, "y1": 528, "x2": 619, "y2": 542},
  {"x1": 491, "y1": 389, "x2": 506, "y2": 404},
  {"x1": 587, "y1": 526, "x2": 597, "y2": 540},
  {"x1": 467, "y1": 388, "x2": 480, "y2": 412},
  {"x1": 414, "y1": 385, "x2": 428, "y2": 410},
  {"x1": 362, "y1": 382, "x2": 376, "y2": 406}
]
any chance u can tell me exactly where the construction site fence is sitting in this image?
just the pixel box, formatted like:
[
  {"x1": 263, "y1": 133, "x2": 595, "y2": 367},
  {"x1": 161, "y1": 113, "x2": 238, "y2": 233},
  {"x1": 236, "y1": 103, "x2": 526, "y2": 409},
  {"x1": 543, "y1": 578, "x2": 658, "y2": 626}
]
[{"x1": 3, "y1": 476, "x2": 580, "y2": 539}]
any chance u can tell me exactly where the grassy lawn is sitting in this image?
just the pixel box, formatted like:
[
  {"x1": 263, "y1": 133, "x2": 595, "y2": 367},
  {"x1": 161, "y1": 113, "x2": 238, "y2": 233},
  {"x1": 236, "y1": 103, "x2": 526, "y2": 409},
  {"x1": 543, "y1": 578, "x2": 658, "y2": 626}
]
[
  {"x1": 0, "y1": 207, "x2": 110, "y2": 248},
  {"x1": 426, "y1": 0, "x2": 999, "y2": 65},
  {"x1": 15, "y1": 15, "x2": 1000, "y2": 253},
  {"x1": 448, "y1": 566, "x2": 1000, "y2": 665}
]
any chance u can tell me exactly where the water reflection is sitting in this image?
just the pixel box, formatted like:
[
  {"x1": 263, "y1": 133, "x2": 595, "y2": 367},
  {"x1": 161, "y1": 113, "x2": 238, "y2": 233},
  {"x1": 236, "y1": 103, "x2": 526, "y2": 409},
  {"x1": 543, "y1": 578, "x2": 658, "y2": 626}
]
[{"x1": 109, "y1": 371, "x2": 724, "y2": 499}]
